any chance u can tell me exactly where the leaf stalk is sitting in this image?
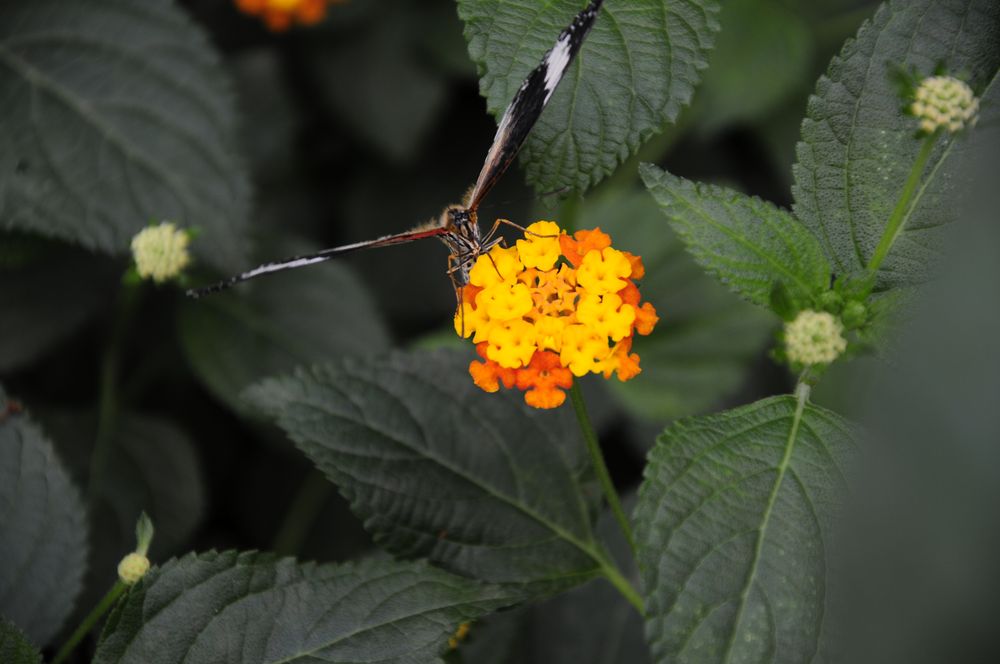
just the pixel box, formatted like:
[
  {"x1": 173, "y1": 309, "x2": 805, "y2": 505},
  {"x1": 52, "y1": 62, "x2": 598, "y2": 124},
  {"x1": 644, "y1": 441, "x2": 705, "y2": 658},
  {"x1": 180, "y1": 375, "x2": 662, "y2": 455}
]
[
  {"x1": 867, "y1": 134, "x2": 938, "y2": 275},
  {"x1": 87, "y1": 282, "x2": 140, "y2": 504}
]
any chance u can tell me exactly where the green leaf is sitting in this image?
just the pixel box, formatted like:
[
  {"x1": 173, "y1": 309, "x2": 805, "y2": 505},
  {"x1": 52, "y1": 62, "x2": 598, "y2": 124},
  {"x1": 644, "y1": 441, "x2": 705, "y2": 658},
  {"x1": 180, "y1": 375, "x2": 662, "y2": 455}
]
[
  {"x1": 458, "y1": 0, "x2": 721, "y2": 194},
  {"x1": 0, "y1": 620, "x2": 41, "y2": 664},
  {"x1": 461, "y1": 502, "x2": 648, "y2": 664},
  {"x1": 577, "y1": 188, "x2": 773, "y2": 421},
  {"x1": 179, "y1": 236, "x2": 391, "y2": 414},
  {"x1": 245, "y1": 349, "x2": 606, "y2": 595},
  {"x1": 0, "y1": 238, "x2": 116, "y2": 371},
  {"x1": 0, "y1": 0, "x2": 250, "y2": 272},
  {"x1": 93, "y1": 551, "x2": 518, "y2": 664},
  {"x1": 791, "y1": 0, "x2": 1000, "y2": 289},
  {"x1": 0, "y1": 387, "x2": 87, "y2": 647},
  {"x1": 641, "y1": 163, "x2": 831, "y2": 308},
  {"x1": 693, "y1": 0, "x2": 812, "y2": 134},
  {"x1": 634, "y1": 395, "x2": 857, "y2": 663}
]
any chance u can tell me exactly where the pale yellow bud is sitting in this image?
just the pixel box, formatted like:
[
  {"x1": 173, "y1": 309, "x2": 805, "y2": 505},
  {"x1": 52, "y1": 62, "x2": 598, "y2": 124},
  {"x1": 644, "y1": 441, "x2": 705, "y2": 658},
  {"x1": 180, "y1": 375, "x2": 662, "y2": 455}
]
[
  {"x1": 130, "y1": 222, "x2": 191, "y2": 283},
  {"x1": 911, "y1": 76, "x2": 979, "y2": 134},
  {"x1": 785, "y1": 310, "x2": 847, "y2": 366},
  {"x1": 117, "y1": 552, "x2": 151, "y2": 585}
]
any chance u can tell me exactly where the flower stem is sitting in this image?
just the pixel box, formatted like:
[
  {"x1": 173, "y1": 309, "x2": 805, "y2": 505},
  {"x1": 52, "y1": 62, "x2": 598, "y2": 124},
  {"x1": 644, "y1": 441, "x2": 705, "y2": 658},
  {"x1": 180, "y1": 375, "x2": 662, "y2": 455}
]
[
  {"x1": 51, "y1": 581, "x2": 126, "y2": 664},
  {"x1": 598, "y1": 554, "x2": 645, "y2": 614},
  {"x1": 867, "y1": 134, "x2": 937, "y2": 275},
  {"x1": 272, "y1": 469, "x2": 334, "y2": 555},
  {"x1": 87, "y1": 283, "x2": 140, "y2": 505},
  {"x1": 568, "y1": 382, "x2": 636, "y2": 556}
]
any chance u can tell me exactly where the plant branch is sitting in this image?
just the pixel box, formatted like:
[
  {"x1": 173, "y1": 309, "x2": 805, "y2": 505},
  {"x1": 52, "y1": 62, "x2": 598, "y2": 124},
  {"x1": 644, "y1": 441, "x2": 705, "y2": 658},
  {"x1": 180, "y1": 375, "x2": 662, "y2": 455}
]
[
  {"x1": 569, "y1": 382, "x2": 636, "y2": 556},
  {"x1": 87, "y1": 283, "x2": 140, "y2": 505},
  {"x1": 598, "y1": 555, "x2": 645, "y2": 615},
  {"x1": 867, "y1": 134, "x2": 937, "y2": 274},
  {"x1": 51, "y1": 581, "x2": 126, "y2": 664}
]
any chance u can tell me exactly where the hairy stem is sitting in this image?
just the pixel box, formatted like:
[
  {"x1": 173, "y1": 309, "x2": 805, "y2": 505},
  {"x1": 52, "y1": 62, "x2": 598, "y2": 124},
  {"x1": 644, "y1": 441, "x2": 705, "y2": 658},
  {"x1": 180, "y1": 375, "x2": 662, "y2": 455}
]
[
  {"x1": 867, "y1": 134, "x2": 937, "y2": 275},
  {"x1": 87, "y1": 284, "x2": 140, "y2": 505},
  {"x1": 51, "y1": 581, "x2": 126, "y2": 664},
  {"x1": 598, "y1": 554, "x2": 645, "y2": 615},
  {"x1": 569, "y1": 382, "x2": 636, "y2": 556}
]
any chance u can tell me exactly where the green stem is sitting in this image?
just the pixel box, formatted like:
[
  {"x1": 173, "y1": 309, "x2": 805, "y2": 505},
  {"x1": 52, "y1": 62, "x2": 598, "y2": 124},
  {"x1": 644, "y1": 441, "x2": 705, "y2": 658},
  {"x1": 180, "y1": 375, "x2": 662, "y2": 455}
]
[
  {"x1": 867, "y1": 135, "x2": 937, "y2": 275},
  {"x1": 272, "y1": 470, "x2": 334, "y2": 555},
  {"x1": 598, "y1": 555, "x2": 645, "y2": 614},
  {"x1": 568, "y1": 383, "x2": 636, "y2": 556},
  {"x1": 87, "y1": 284, "x2": 140, "y2": 505},
  {"x1": 51, "y1": 581, "x2": 126, "y2": 664}
]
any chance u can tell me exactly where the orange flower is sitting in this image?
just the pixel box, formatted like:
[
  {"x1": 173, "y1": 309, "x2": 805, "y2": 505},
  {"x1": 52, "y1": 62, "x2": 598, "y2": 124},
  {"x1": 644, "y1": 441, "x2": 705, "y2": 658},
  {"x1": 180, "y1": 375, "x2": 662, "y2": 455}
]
[
  {"x1": 622, "y1": 251, "x2": 645, "y2": 280},
  {"x1": 516, "y1": 351, "x2": 574, "y2": 409},
  {"x1": 235, "y1": 0, "x2": 341, "y2": 31},
  {"x1": 601, "y1": 338, "x2": 642, "y2": 381},
  {"x1": 634, "y1": 302, "x2": 659, "y2": 336},
  {"x1": 469, "y1": 343, "x2": 516, "y2": 392},
  {"x1": 457, "y1": 221, "x2": 657, "y2": 409},
  {"x1": 559, "y1": 228, "x2": 612, "y2": 267}
]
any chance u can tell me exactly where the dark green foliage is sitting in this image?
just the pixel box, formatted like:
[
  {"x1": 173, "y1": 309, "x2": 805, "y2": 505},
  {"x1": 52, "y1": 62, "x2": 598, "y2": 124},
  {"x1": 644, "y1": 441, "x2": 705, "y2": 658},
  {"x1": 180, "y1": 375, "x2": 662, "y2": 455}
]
[
  {"x1": 635, "y1": 396, "x2": 857, "y2": 663},
  {"x1": 0, "y1": 0, "x2": 250, "y2": 271},
  {"x1": 0, "y1": 388, "x2": 88, "y2": 647},
  {"x1": 93, "y1": 551, "x2": 518, "y2": 664},
  {"x1": 246, "y1": 350, "x2": 605, "y2": 596}
]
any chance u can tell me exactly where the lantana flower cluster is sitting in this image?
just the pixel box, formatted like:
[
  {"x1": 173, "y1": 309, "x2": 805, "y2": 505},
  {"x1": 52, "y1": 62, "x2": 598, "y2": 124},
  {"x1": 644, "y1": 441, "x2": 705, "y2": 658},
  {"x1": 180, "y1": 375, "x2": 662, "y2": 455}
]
[
  {"x1": 130, "y1": 222, "x2": 191, "y2": 283},
  {"x1": 455, "y1": 222, "x2": 658, "y2": 409},
  {"x1": 784, "y1": 309, "x2": 847, "y2": 366},
  {"x1": 911, "y1": 75, "x2": 979, "y2": 134},
  {"x1": 234, "y1": 0, "x2": 342, "y2": 32}
]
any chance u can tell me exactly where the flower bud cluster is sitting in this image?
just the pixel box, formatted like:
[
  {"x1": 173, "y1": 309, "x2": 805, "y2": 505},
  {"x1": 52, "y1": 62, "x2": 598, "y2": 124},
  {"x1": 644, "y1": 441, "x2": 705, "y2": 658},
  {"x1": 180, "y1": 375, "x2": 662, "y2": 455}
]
[
  {"x1": 784, "y1": 310, "x2": 847, "y2": 366},
  {"x1": 911, "y1": 75, "x2": 979, "y2": 134},
  {"x1": 130, "y1": 222, "x2": 191, "y2": 283}
]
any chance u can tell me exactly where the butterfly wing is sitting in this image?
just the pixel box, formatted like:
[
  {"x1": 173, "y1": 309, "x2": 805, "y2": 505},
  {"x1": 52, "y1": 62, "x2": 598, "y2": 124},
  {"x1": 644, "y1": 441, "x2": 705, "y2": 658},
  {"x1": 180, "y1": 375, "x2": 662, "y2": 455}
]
[
  {"x1": 466, "y1": 0, "x2": 605, "y2": 212},
  {"x1": 186, "y1": 225, "x2": 449, "y2": 298}
]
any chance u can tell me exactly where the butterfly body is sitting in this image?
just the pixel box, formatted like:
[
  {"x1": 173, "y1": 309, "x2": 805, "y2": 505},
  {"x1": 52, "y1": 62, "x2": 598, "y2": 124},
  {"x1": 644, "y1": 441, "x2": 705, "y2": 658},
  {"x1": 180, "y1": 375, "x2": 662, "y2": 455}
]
[{"x1": 187, "y1": 0, "x2": 604, "y2": 300}]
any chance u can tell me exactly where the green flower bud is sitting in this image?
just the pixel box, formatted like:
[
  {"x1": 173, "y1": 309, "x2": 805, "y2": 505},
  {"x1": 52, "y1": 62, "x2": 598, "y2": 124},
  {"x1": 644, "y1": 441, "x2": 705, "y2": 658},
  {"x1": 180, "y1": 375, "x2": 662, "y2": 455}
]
[{"x1": 841, "y1": 300, "x2": 867, "y2": 329}]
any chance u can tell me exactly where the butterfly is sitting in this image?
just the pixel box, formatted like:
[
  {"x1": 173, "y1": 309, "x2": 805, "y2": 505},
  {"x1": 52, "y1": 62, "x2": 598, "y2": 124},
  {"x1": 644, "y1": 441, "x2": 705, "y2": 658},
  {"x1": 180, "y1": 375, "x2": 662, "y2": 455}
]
[{"x1": 187, "y1": 0, "x2": 605, "y2": 299}]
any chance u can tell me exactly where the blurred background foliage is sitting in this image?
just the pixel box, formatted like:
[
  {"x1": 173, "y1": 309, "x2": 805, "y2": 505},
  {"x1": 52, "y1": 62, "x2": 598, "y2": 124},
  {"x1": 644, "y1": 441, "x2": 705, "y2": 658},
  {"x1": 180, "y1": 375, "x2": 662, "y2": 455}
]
[{"x1": 1, "y1": 0, "x2": 886, "y2": 659}]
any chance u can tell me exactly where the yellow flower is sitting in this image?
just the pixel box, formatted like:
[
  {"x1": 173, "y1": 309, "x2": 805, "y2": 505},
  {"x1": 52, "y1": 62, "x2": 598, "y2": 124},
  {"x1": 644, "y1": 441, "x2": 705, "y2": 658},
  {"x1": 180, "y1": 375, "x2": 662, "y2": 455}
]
[
  {"x1": 575, "y1": 293, "x2": 636, "y2": 342},
  {"x1": 469, "y1": 245, "x2": 523, "y2": 288},
  {"x1": 481, "y1": 281, "x2": 533, "y2": 321},
  {"x1": 453, "y1": 301, "x2": 493, "y2": 343},
  {"x1": 449, "y1": 622, "x2": 472, "y2": 650},
  {"x1": 487, "y1": 319, "x2": 537, "y2": 369},
  {"x1": 576, "y1": 247, "x2": 632, "y2": 294},
  {"x1": 534, "y1": 315, "x2": 567, "y2": 352},
  {"x1": 516, "y1": 221, "x2": 562, "y2": 270},
  {"x1": 456, "y1": 221, "x2": 658, "y2": 408},
  {"x1": 130, "y1": 222, "x2": 191, "y2": 283},
  {"x1": 560, "y1": 324, "x2": 611, "y2": 377}
]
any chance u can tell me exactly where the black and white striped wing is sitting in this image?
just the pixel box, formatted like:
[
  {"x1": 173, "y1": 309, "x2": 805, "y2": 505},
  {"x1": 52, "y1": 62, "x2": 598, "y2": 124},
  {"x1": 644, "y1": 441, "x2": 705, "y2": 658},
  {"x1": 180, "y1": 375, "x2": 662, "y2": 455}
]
[{"x1": 466, "y1": 0, "x2": 604, "y2": 211}]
